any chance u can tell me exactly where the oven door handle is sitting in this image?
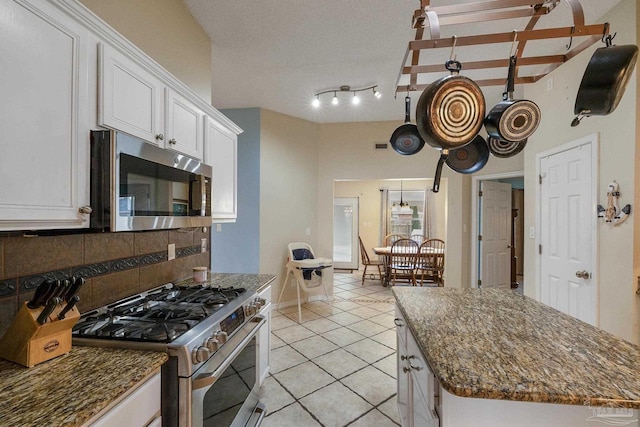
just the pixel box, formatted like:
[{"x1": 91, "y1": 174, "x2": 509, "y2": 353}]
[{"x1": 192, "y1": 315, "x2": 266, "y2": 390}]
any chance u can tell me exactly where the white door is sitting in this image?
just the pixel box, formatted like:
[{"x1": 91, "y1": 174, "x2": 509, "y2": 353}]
[
  {"x1": 479, "y1": 181, "x2": 512, "y2": 289},
  {"x1": 333, "y1": 198, "x2": 359, "y2": 270},
  {"x1": 539, "y1": 135, "x2": 597, "y2": 325}
]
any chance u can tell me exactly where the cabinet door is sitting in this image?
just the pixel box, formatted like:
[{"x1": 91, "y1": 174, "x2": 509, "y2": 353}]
[
  {"x1": 91, "y1": 373, "x2": 161, "y2": 427},
  {"x1": 396, "y1": 326, "x2": 411, "y2": 427},
  {"x1": 0, "y1": 0, "x2": 90, "y2": 230},
  {"x1": 257, "y1": 285, "x2": 272, "y2": 385},
  {"x1": 98, "y1": 43, "x2": 164, "y2": 145},
  {"x1": 166, "y1": 89, "x2": 204, "y2": 160},
  {"x1": 205, "y1": 117, "x2": 238, "y2": 221}
]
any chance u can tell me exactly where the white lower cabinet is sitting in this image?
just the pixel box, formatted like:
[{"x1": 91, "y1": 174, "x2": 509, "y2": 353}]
[
  {"x1": 395, "y1": 307, "x2": 439, "y2": 427},
  {"x1": 90, "y1": 372, "x2": 161, "y2": 427},
  {"x1": 257, "y1": 284, "x2": 272, "y2": 385}
]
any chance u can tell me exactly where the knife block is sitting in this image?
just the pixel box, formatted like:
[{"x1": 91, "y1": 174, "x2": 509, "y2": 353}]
[{"x1": 0, "y1": 301, "x2": 80, "y2": 368}]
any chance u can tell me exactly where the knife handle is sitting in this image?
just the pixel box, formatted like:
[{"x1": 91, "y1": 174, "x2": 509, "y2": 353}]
[
  {"x1": 36, "y1": 297, "x2": 60, "y2": 325},
  {"x1": 65, "y1": 276, "x2": 85, "y2": 301},
  {"x1": 58, "y1": 295, "x2": 80, "y2": 320},
  {"x1": 27, "y1": 280, "x2": 53, "y2": 309}
]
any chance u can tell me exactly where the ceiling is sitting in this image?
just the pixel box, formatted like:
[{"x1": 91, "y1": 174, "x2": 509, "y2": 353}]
[{"x1": 183, "y1": 0, "x2": 623, "y2": 123}]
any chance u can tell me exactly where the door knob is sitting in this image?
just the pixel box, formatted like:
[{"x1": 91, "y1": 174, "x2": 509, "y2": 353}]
[{"x1": 575, "y1": 270, "x2": 590, "y2": 279}]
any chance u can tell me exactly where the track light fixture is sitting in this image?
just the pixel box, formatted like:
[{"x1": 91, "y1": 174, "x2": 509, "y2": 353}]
[{"x1": 312, "y1": 85, "x2": 380, "y2": 108}]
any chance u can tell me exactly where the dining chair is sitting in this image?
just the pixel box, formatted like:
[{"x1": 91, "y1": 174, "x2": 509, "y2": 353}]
[
  {"x1": 359, "y1": 236, "x2": 384, "y2": 286},
  {"x1": 410, "y1": 234, "x2": 427, "y2": 245},
  {"x1": 383, "y1": 233, "x2": 407, "y2": 246},
  {"x1": 416, "y1": 239, "x2": 445, "y2": 286},
  {"x1": 389, "y1": 238, "x2": 419, "y2": 286}
]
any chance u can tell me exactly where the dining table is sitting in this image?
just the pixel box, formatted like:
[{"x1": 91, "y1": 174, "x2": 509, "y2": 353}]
[{"x1": 373, "y1": 245, "x2": 445, "y2": 286}]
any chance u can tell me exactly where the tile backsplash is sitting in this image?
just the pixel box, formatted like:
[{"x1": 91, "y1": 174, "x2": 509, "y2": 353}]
[{"x1": 0, "y1": 228, "x2": 210, "y2": 336}]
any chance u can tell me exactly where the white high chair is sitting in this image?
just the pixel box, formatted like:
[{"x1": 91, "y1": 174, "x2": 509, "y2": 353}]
[{"x1": 276, "y1": 242, "x2": 333, "y2": 323}]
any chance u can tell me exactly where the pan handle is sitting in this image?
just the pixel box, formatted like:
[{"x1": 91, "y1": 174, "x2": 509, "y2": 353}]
[
  {"x1": 445, "y1": 60, "x2": 462, "y2": 74},
  {"x1": 404, "y1": 96, "x2": 411, "y2": 124},
  {"x1": 433, "y1": 150, "x2": 449, "y2": 193}
]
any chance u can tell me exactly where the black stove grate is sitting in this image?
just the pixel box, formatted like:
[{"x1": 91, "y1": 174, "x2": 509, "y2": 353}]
[{"x1": 73, "y1": 284, "x2": 247, "y2": 343}]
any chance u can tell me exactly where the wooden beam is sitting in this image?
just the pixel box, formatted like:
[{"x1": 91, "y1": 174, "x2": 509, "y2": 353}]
[
  {"x1": 428, "y1": 0, "x2": 557, "y2": 16},
  {"x1": 396, "y1": 74, "x2": 543, "y2": 93},
  {"x1": 402, "y1": 54, "x2": 567, "y2": 75},
  {"x1": 409, "y1": 24, "x2": 608, "y2": 50}
]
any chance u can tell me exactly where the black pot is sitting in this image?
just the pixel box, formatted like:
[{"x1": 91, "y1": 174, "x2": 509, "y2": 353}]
[
  {"x1": 390, "y1": 96, "x2": 425, "y2": 155},
  {"x1": 484, "y1": 56, "x2": 541, "y2": 142},
  {"x1": 572, "y1": 41, "x2": 638, "y2": 126}
]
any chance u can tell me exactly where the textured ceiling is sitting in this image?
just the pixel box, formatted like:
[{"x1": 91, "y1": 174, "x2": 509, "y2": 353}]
[{"x1": 184, "y1": 0, "x2": 624, "y2": 123}]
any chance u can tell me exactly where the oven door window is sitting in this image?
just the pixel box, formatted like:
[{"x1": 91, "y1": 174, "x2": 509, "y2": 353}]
[
  {"x1": 119, "y1": 153, "x2": 196, "y2": 217},
  {"x1": 202, "y1": 337, "x2": 257, "y2": 426}
]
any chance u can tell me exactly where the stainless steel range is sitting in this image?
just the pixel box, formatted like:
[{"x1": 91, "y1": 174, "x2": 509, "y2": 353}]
[{"x1": 73, "y1": 282, "x2": 267, "y2": 427}]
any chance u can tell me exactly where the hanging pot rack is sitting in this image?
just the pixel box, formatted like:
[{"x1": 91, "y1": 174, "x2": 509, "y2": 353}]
[{"x1": 396, "y1": 0, "x2": 611, "y2": 93}]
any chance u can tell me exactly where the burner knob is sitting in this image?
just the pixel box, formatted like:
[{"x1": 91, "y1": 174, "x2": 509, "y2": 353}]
[
  {"x1": 254, "y1": 298, "x2": 265, "y2": 309},
  {"x1": 206, "y1": 337, "x2": 219, "y2": 352},
  {"x1": 214, "y1": 331, "x2": 227, "y2": 344},
  {"x1": 192, "y1": 346, "x2": 210, "y2": 364},
  {"x1": 245, "y1": 304, "x2": 256, "y2": 316}
]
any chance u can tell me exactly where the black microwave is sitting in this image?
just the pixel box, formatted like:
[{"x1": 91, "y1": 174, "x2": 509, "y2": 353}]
[{"x1": 90, "y1": 130, "x2": 212, "y2": 232}]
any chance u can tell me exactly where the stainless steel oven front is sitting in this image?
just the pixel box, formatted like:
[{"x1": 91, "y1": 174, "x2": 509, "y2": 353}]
[{"x1": 181, "y1": 315, "x2": 267, "y2": 427}]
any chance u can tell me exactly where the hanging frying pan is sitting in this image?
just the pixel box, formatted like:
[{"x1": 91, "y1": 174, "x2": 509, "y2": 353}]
[
  {"x1": 416, "y1": 60, "x2": 486, "y2": 150},
  {"x1": 446, "y1": 135, "x2": 489, "y2": 174},
  {"x1": 390, "y1": 96, "x2": 425, "y2": 155},
  {"x1": 484, "y1": 55, "x2": 541, "y2": 142},
  {"x1": 487, "y1": 136, "x2": 527, "y2": 158},
  {"x1": 433, "y1": 135, "x2": 490, "y2": 192},
  {"x1": 572, "y1": 36, "x2": 638, "y2": 126}
]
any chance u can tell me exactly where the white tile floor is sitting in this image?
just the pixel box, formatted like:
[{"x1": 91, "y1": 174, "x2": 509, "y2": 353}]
[{"x1": 260, "y1": 271, "x2": 400, "y2": 427}]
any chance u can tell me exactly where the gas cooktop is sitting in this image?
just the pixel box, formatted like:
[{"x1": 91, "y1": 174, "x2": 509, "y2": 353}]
[{"x1": 73, "y1": 283, "x2": 247, "y2": 343}]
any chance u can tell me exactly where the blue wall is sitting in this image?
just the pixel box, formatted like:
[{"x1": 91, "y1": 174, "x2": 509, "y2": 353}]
[{"x1": 210, "y1": 108, "x2": 261, "y2": 273}]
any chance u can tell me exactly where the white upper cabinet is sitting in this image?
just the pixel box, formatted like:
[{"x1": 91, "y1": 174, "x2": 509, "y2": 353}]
[
  {"x1": 0, "y1": 0, "x2": 241, "y2": 230},
  {"x1": 98, "y1": 43, "x2": 164, "y2": 145},
  {"x1": 99, "y1": 44, "x2": 205, "y2": 160},
  {"x1": 166, "y1": 89, "x2": 204, "y2": 160},
  {"x1": 205, "y1": 117, "x2": 238, "y2": 222},
  {"x1": 0, "y1": 0, "x2": 91, "y2": 230}
]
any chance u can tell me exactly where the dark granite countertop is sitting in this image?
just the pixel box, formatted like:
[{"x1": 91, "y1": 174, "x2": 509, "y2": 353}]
[
  {"x1": 176, "y1": 272, "x2": 276, "y2": 293},
  {"x1": 0, "y1": 347, "x2": 167, "y2": 426},
  {"x1": 392, "y1": 287, "x2": 640, "y2": 409}
]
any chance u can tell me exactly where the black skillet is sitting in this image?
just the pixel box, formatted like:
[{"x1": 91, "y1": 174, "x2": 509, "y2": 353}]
[
  {"x1": 432, "y1": 135, "x2": 489, "y2": 193},
  {"x1": 572, "y1": 35, "x2": 638, "y2": 126},
  {"x1": 446, "y1": 135, "x2": 489, "y2": 174},
  {"x1": 390, "y1": 96, "x2": 425, "y2": 155}
]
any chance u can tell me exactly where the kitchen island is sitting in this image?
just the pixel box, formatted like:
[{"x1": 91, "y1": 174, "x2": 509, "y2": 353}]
[
  {"x1": 393, "y1": 287, "x2": 640, "y2": 427},
  {"x1": 0, "y1": 346, "x2": 167, "y2": 426}
]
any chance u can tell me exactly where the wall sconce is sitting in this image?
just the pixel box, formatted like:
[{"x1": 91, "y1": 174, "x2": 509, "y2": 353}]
[{"x1": 312, "y1": 85, "x2": 381, "y2": 108}]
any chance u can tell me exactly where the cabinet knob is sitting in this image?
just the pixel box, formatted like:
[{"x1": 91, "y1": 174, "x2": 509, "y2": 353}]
[
  {"x1": 156, "y1": 134, "x2": 164, "y2": 141},
  {"x1": 394, "y1": 318, "x2": 405, "y2": 327},
  {"x1": 78, "y1": 206, "x2": 92, "y2": 214},
  {"x1": 169, "y1": 138, "x2": 177, "y2": 145}
]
